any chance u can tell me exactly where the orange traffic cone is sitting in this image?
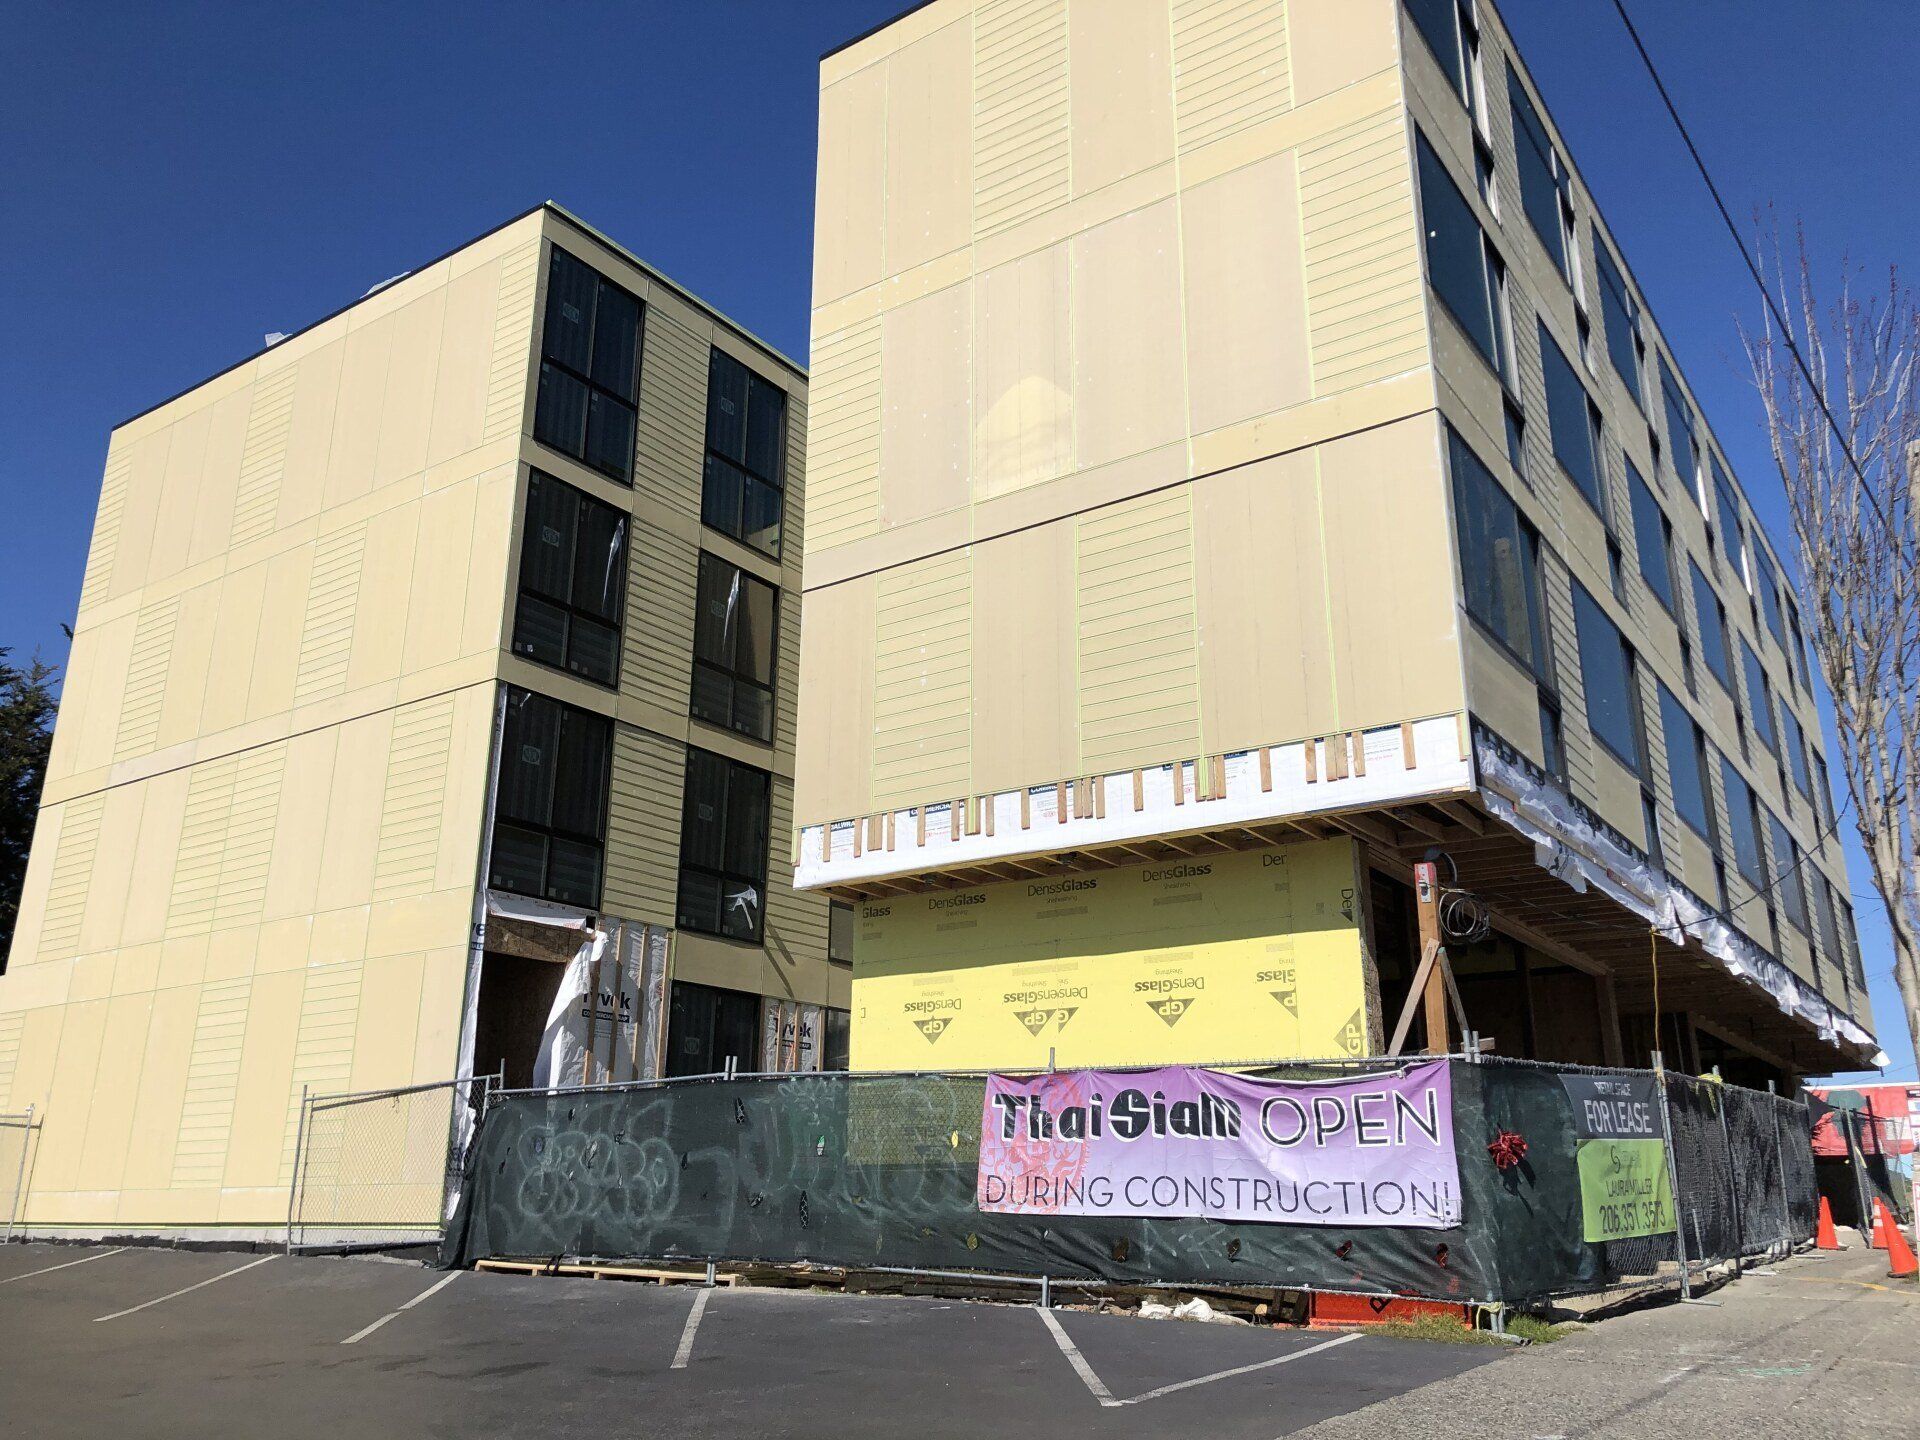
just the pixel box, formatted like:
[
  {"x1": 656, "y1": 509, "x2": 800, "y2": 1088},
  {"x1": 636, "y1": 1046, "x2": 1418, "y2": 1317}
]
[
  {"x1": 1869, "y1": 1198, "x2": 1891, "y2": 1250},
  {"x1": 1884, "y1": 1203, "x2": 1918, "y2": 1280},
  {"x1": 1815, "y1": 1196, "x2": 1841, "y2": 1250}
]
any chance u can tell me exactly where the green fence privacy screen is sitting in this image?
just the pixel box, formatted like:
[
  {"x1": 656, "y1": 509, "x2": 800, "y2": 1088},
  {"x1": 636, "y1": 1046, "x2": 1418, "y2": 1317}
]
[{"x1": 440, "y1": 1058, "x2": 1816, "y2": 1306}]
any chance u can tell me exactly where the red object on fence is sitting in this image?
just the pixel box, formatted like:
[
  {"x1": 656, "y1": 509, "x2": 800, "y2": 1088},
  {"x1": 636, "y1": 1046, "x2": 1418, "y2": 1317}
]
[
  {"x1": 1486, "y1": 1130, "x2": 1528, "y2": 1170},
  {"x1": 1815, "y1": 1196, "x2": 1841, "y2": 1250},
  {"x1": 1307, "y1": 1292, "x2": 1470, "y2": 1329},
  {"x1": 1882, "y1": 1202, "x2": 1917, "y2": 1280}
]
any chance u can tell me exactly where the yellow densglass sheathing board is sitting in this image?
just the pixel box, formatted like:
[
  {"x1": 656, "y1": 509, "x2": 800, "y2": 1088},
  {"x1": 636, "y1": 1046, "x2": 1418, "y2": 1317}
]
[{"x1": 850, "y1": 839, "x2": 1369, "y2": 1071}]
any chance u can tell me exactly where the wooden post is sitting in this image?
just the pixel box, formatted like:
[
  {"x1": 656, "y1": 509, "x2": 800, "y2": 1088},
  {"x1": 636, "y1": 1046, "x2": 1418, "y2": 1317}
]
[{"x1": 1414, "y1": 861, "x2": 1448, "y2": 1054}]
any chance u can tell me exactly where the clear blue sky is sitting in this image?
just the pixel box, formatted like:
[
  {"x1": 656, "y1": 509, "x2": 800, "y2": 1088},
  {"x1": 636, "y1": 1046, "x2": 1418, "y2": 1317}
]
[{"x1": 3, "y1": 2, "x2": 1912, "y2": 1083}]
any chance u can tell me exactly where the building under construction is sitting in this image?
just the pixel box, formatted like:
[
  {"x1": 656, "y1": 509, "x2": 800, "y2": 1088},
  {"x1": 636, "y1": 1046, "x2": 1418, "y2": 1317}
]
[{"x1": 791, "y1": 0, "x2": 1882, "y2": 1084}]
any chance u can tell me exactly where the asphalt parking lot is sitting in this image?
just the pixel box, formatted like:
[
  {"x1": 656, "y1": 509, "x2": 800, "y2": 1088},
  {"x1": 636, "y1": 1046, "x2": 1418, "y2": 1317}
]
[{"x1": 0, "y1": 1242, "x2": 1495, "y2": 1439}]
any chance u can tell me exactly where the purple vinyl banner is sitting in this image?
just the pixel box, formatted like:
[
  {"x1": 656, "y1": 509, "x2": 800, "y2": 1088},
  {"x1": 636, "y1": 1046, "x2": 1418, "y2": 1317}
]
[{"x1": 977, "y1": 1061, "x2": 1460, "y2": 1228}]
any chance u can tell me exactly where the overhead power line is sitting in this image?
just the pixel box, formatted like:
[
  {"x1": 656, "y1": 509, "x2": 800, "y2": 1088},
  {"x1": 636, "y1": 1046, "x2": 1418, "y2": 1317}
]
[{"x1": 1605, "y1": 0, "x2": 1900, "y2": 545}]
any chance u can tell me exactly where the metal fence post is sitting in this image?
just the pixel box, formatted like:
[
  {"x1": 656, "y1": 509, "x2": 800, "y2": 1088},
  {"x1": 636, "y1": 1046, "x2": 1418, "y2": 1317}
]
[
  {"x1": 1652, "y1": 1052, "x2": 1693, "y2": 1301},
  {"x1": 286, "y1": 1085, "x2": 310, "y2": 1256},
  {"x1": 5, "y1": 1105, "x2": 33, "y2": 1242},
  {"x1": 1844, "y1": 1110, "x2": 1874, "y2": 1237},
  {"x1": 1767, "y1": 1082, "x2": 1791, "y2": 1259}
]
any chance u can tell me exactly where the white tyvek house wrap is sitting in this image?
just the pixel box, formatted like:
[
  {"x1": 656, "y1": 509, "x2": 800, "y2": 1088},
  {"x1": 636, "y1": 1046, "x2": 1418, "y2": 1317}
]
[{"x1": 1475, "y1": 735, "x2": 1885, "y2": 1066}]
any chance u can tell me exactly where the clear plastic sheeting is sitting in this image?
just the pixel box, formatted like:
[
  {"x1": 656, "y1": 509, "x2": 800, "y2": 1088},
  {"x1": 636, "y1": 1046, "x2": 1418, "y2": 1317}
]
[{"x1": 1474, "y1": 732, "x2": 1884, "y2": 1066}]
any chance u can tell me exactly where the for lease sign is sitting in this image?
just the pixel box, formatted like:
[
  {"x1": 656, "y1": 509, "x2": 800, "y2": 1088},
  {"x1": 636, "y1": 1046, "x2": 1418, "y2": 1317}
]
[
  {"x1": 1559, "y1": 1074, "x2": 1676, "y2": 1243},
  {"x1": 976, "y1": 1061, "x2": 1460, "y2": 1228}
]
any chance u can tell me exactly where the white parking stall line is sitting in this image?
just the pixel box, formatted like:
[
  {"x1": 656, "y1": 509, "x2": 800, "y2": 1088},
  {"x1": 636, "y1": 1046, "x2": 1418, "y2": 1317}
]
[
  {"x1": 341, "y1": 1270, "x2": 460, "y2": 1345},
  {"x1": 1036, "y1": 1307, "x2": 1121, "y2": 1408},
  {"x1": 92, "y1": 1253, "x2": 276, "y2": 1322},
  {"x1": 671, "y1": 1287, "x2": 713, "y2": 1370},
  {"x1": 1118, "y1": 1331, "x2": 1361, "y2": 1404},
  {"x1": 0, "y1": 1247, "x2": 128, "y2": 1286}
]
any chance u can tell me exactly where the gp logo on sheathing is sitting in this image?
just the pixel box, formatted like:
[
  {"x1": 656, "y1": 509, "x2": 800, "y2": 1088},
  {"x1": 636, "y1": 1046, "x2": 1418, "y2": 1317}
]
[
  {"x1": 1017, "y1": 1007, "x2": 1078, "y2": 1036},
  {"x1": 913, "y1": 1017, "x2": 952, "y2": 1043},
  {"x1": 1147, "y1": 997, "x2": 1193, "y2": 1027}
]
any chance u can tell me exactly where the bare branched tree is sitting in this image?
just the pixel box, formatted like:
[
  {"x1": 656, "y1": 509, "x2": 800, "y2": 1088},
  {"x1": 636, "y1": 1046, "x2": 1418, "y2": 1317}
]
[{"x1": 1742, "y1": 232, "x2": 1920, "y2": 1064}]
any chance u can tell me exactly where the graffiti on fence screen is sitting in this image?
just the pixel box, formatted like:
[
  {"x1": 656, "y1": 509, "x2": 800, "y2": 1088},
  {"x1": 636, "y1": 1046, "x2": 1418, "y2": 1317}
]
[
  {"x1": 1560, "y1": 1074, "x2": 1675, "y2": 1243},
  {"x1": 976, "y1": 1061, "x2": 1461, "y2": 1226}
]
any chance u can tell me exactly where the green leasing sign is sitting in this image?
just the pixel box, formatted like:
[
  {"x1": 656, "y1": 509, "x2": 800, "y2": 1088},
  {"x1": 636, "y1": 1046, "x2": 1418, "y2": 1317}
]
[
  {"x1": 1560, "y1": 1075, "x2": 1677, "y2": 1243},
  {"x1": 1575, "y1": 1137, "x2": 1675, "y2": 1242}
]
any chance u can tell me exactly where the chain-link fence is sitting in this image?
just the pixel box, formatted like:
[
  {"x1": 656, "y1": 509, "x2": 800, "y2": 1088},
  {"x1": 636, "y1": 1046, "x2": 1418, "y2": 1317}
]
[
  {"x1": 0, "y1": 1109, "x2": 35, "y2": 1242},
  {"x1": 287, "y1": 1076, "x2": 496, "y2": 1252},
  {"x1": 1832, "y1": 1107, "x2": 1914, "y2": 1229},
  {"x1": 436, "y1": 1055, "x2": 1823, "y2": 1309}
]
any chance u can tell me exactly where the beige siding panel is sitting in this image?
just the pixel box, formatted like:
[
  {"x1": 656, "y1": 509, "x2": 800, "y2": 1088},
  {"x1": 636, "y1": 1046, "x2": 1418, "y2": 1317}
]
[
  {"x1": 1072, "y1": 200, "x2": 1186, "y2": 470},
  {"x1": 1182, "y1": 149, "x2": 1312, "y2": 437},
  {"x1": 1299, "y1": 106, "x2": 1426, "y2": 395},
  {"x1": 807, "y1": 318, "x2": 883, "y2": 548},
  {"x1": 372, "y1": 697, "x2": 458, "y2": 901},
  {"x1": 601, "y1": 724, "x2": 687, "y2": 928},
  {"x1": 792, "y1": 576, "x2": 877, "y2": 826},
  {"x1": 1067, "y1": 0, "x2": 1176, "y2": 196},
  {"x1": 872, "y1": 551, "x2": 974, "y2": 808},
  {"x1": 276, "y1": 959, "x2": 365, "y2": 1180},
  {"x1": 0, "y1": 1011, "x2": 25, "y2": 1110},
  {"x1": 426, "y1": 263, "x2": 502, "y2": 466},
  {"x1": 974, "y1": 242, "x2": 1075, "y2": 499},
  {"x1": 774, "y1": 585, "x2": 803, "y2": 765},
  {"x1": 763, "y1": 778, "x2": 828, "y2": 971},
  {"x1": 1076, "y1": 490, "x2": 1201, "y2": 770},
  {"x1": 323, "y1": 312, "x2": 396, "y2": 512},
  {"x1": 166, "y1": 757, "x2": 237, "y2": 940},
  {"x1": 108, "y1": 431, "x2": 170, "y2": 604},
  {"x1": 170, "y1": 976, "x2": 253, "y2": 1189},
  {"x1": 784, "y1": 388, "x2": 808, "y2": 561},
  {"x1": 973, "y1": 0, "x2": 1071, "y2": 237},
  {"x1": 1287, "y1": 0, "x2": 1395, "y2": 107},
  {"x1": 78, "y1": 442, "x2": 133, "y2": 613},
  {"x1": 213, "y1": 744, "x2": 287, "y2": 931},
  {"x1": 292, "y1": 524, "x2": 367, "y2": 707},
  {"x1": 482, "y1": 239, "x2": 541, "y2": 444},
  {"x1": 114, "y1": 596, "x2": 182, "y2": 762},
  {"x1": 38, "y1": 795, "x2": 107, "y2": 962},
  {"x1": 884, "y1": 18, "x2": 974, "y2": 274},
  {"x1": 1193, "y1": 449, "x2": 1337, "y2": 751},
  {"x1": 1317, "y1": 419, "x2": 1462, "y2": 730},
  {"x1": 1171, "y1": 0, "x2": 1293, "y2": 153},
  {"x1": 972, "y1": 521, "x2": 1080, "y2": 792},
  {"x1": 880, "y1": 285, "x2": 973, "y2": 527},
  {"x1": 633, "y1": 308, "x2": 708, "y2": 521},
  {"x1": 623, "y1": 521, "x2": 699, "y2": 708},
  {"x1": 373, "y1": 288, "x2": 446, "y2": 489},
  {"x1": 813, "y1": 63, "x2": 890, "y2": 304},
  {"x1": 230, "y1": 364, "x2": 299, "y2": 549}
]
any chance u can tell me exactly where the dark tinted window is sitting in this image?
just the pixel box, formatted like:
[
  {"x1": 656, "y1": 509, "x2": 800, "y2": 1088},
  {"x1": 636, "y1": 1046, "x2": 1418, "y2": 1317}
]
[
  {"x1": 1768, "y1": 811, "x2": 1809, "y2": 933},
  {"x1": 1593, "y1": 242, "x2": 1643, "y2": 409},
  {"x1": 1509, "y1": 72, "x2": 1570, "y2": 282},
  {"x1": 1690, "y1": 560, "x2": 1732, "y2": 692},
  {"x1": 1780, "y1": 707, "x2": 1814, "y2": 798},
  {"x1": 1450, "y1": 429, "x2": 1549, "y2": 676},
  {"x1": 1814, "y1": 880, "x2": 1845, "y2": 981},
  {"x1": 490, "y1": 687, "x2": 612, "y2": 909},
  {"x1": 1753, "y1": 550, "x2": 1786, "y2": 645},
  {"x1": 1404, "y1": 0, "x2": 1464, "y2": 93},
  {"x1": 691, "y1": 554, "x2": 778, "y2": 742},
  {"x1": 1712, "y1": 460, "x2": 1745, "y2": 575},
  {"x1": 702, "y1": 348, "x2": 788, "y2": 558},
  {"x1": 1658, "y1": 357, "x2": 1698, "y2": 499},
  {"x1": 677, "y1": 749, "x2": 772, "y2": 943},
  {"x1": 665, "y1": 980, "x2": 762, "y2": 1077},
  {"x1": 1416, "y1": 134, "x2": 1506, "y2": 373},
  {"x1": 1627, "y1": 462, "x2": 1673, "y2": 612},
  {"x1": 1540, "y1": 322, "x2": 1603, "y2": 512},
  {"x1": 1573, "y1": 583, "x2": 1641, "y2": 772},
  {"x1": 1741, "y1": 639, "x2": 1777, "y2": 754},
  {"x1": 1658, "y1": 683, "x2": 1713, "y2": 841},
  {"x1": 1721, "y1": 759, "x2": 1767, "y2": 890},
  {"x1": 512, "y1": 471, "x2": 628, "y2": 686},
  {"x1": 822, "y1": 1008, "x2": 852, "y2": 1072},
  {"x1": 533, "y1": 248, "x2": 643, "y2": 483}
]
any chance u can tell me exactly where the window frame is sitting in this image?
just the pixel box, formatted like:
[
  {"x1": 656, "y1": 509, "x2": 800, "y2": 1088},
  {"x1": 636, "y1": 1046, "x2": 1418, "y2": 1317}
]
[
  {"x1": 1415, "y1": 131, "x2": 1512, "y2": 380},
  {"x1": 1593, "y1": 240, "x2": 1645, "y2": 411},
  {"x1": 1539, "y1": 320, "x2": 1606, "y2": 515},
  {"x1": 1657, "y1": 681, "x2": 1715, "y2": 844},
  {"x1": 690, "y1": 552, "x2": 780, "y2": 743},
  {"x1": 1507, "y1": 69, "x2": 1577, "y2": 288},
  {"x1": 510, "y1": 469, "x2": 629, "y2": 689},
  {"x1": 1572, "y1": 581, "x2": 1645, "y2": 776},
  {"x1": 532, "y1": 246, "x2": 644, "y2": 485},
  {"x1": 1720, "y1": 757, "x2": 1768, "y2": 892},
  {"x1": 1449, "y1": 426, "x2": 1552, "y2": 682},
  {"x1": 675, "y1": 747, "x2": 774, "y2": 945},
  {"x1": 701, "y1": 347, "x2": 790, "y2": 559},
  {"x1": 1626, "y1": 460, "x2": 1675, "y2": 615},
  {"x1": 488, "y1": 686, "x2": 613, "y2": 910},
  {"x1": 1689, "y1": 559, "x2": 1733, "y2": 695},
  {"x1": 1740, "y1": 638, "x2": 1779, "y2": 757}
]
